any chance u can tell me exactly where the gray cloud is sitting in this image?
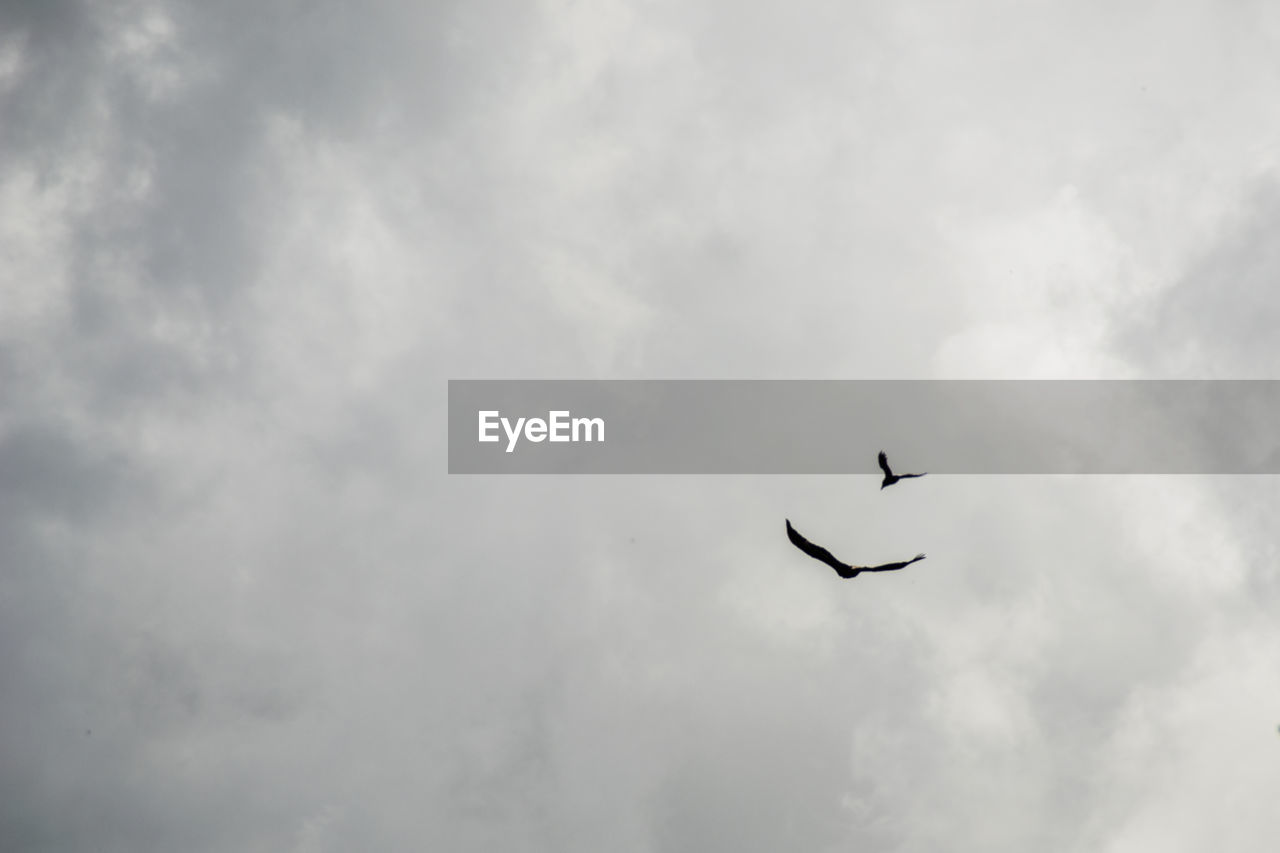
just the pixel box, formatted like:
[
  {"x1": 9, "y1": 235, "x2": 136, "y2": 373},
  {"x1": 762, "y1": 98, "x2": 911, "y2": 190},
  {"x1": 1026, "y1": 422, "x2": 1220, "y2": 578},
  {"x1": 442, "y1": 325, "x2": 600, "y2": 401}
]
[
  {"x1": 4, "y1": 0, "x2": 1280, "y2": 850},
  {"x1": 1119, "y1": 183, "x2": 1280, "y2": 377}
]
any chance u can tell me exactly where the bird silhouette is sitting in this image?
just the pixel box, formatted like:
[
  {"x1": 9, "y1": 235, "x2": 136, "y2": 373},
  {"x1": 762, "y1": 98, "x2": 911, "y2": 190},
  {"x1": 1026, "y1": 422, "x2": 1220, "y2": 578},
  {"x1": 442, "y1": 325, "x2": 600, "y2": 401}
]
[
  {"x1": 878, "y1": 450, "x2": 926, "y2": 489},
  {"x1": 785, "y1": 519, "x2": 925, "y2": 579}
]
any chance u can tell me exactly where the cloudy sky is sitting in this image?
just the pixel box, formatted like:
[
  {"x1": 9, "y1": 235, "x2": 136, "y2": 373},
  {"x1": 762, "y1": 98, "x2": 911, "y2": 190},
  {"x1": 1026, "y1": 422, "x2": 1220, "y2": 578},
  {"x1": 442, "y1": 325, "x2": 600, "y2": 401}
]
[{"x1": 3, "y1": 0, "x2": 1280, "y2": 850}]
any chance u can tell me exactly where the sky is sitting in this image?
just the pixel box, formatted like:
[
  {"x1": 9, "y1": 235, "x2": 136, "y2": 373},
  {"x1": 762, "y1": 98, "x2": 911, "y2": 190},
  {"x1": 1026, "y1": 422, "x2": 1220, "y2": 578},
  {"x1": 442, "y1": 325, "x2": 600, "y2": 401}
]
[{"x1": 2, "y1": 0, "x2": 1280, "y2": 850}]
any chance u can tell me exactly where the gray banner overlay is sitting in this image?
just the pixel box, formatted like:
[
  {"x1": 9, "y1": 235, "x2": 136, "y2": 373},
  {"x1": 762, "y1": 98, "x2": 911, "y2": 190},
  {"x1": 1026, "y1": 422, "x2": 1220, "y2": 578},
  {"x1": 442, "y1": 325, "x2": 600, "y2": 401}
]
[{"x1": 448, "y1": 380, "x2": 1280, "y2": 474}]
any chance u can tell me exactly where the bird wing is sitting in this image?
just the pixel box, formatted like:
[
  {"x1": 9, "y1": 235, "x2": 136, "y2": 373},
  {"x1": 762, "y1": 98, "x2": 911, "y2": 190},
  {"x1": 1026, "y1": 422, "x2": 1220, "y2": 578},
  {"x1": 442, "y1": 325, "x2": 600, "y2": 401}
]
[
  {"x1": 864, "y1": 553, "x2": 926, "y2": 572},
  {"x1": 786, "y1": 519, "x2": 856, "y2": 577},
  {"x1": 877, "y1": 451, "x2": 893, "y2": 477}
]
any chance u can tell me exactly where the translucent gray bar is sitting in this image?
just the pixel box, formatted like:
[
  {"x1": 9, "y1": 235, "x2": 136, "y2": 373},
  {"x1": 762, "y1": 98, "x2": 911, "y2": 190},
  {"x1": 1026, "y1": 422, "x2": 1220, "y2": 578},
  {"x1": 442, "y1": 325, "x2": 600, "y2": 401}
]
[{"x1": 447, "y1": 380, "x2": 1280, "y2": 474}]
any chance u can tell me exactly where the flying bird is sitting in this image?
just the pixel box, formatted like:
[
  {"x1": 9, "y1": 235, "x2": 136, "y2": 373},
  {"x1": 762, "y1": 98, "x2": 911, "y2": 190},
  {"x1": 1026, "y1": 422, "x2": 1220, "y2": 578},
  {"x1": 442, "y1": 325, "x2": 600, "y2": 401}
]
[
  {"x1": 878, "y1": 450, "x2": 926, "y2": 489},
  {"x1": 785, "y1": 519, "x2": 925, "y2": 579}
]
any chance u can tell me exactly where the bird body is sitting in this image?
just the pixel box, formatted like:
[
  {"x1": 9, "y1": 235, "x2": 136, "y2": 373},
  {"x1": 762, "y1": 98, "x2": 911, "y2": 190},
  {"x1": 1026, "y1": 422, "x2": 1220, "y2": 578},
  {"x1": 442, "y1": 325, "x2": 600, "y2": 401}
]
[
  {"x1": 785, "y1": 519, "x2": 925, "y2": 579},
  {"x1": 878, "y1": 450, "x2": 926, "y2": 489}
]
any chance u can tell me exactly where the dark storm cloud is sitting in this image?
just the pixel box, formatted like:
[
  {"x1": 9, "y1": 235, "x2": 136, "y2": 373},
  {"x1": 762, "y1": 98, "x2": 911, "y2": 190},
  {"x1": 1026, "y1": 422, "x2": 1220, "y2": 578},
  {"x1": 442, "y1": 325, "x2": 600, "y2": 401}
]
[
  {"x1": 2, "y1": 0, "x2": 532, "y2": 412},
  {"x1": 0, "y1": 0, "x2": 96, "y2": 156},
  {"x1": 0, "y1": 3, "x2": 512, "y2": 847},
  {"x1": 0, "y1": 421, "x2": 135, "y2": 522},
  {"x1": 0, "y1": 0, "x2": 261, "y2": 406}
]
